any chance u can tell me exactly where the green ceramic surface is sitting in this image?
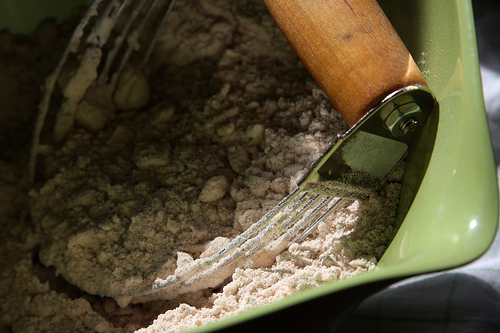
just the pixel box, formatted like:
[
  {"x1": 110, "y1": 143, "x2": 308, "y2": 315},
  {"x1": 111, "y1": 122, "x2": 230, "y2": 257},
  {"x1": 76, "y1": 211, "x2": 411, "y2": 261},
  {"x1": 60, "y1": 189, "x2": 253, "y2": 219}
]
[{"x1": 1, "y1": 0, "x2": 498, "y2": 331}]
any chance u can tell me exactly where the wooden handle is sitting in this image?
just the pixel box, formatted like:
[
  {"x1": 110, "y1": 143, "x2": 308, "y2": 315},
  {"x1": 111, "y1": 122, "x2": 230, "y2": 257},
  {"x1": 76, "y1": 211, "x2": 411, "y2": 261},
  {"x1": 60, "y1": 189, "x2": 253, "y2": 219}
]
[{"x1": 262, "y1": 0, "x2": 427, "y2": 127}]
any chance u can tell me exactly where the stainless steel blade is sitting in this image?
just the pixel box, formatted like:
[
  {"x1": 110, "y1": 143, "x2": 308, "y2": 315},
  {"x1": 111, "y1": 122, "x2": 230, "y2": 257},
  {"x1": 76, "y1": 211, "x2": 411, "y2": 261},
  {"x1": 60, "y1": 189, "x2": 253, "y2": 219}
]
[{"x1": 298, "y1": 85, "x2": 438, "y2": 199}]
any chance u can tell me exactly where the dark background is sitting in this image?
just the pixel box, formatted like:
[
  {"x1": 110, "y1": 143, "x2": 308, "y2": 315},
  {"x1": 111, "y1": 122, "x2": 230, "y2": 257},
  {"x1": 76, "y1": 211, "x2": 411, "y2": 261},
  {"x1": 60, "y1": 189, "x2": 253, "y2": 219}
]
[{"x1": 474, "y1": 0, "x2": 500, "y2": 164}]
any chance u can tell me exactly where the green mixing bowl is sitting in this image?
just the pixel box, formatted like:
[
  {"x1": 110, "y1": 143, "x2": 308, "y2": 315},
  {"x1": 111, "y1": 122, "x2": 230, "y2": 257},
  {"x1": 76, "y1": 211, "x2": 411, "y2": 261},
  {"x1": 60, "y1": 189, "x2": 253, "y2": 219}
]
[
  {"x1": 1, "y1": 0, "x2": 497, "y2": 331},
  {"x1": 190, "y1": 1, "x2": 499, "y2": 331}
]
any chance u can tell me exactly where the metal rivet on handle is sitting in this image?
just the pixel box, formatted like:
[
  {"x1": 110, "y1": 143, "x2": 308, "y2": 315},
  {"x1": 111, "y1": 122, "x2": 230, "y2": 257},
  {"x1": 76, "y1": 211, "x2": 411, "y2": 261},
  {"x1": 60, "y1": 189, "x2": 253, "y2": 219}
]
[{"x1": 384, "y1": 102, "x2": 424, "y2": 137}]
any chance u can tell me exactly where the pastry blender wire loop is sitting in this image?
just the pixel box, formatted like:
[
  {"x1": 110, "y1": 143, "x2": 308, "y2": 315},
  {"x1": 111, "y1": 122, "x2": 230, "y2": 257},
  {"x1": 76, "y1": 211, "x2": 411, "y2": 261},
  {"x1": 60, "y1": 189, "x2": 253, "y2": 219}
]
[{"x1": 28, "y1": 0, "x2": 177, "y2": 186}]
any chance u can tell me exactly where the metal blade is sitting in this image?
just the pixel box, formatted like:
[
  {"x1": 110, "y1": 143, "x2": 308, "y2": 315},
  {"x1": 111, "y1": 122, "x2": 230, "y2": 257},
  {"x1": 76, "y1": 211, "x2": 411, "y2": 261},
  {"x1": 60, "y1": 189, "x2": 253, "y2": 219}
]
[{"x1": 298, "y1": 85, "x2": 438, "y2": 199}]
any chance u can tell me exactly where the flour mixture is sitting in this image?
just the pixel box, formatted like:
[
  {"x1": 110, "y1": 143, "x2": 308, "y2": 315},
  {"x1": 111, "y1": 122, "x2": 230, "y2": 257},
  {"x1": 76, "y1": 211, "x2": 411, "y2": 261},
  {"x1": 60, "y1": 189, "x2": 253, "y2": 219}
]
[{"x1": 0, "y1": 1, "x2": 401, "y2": 332}]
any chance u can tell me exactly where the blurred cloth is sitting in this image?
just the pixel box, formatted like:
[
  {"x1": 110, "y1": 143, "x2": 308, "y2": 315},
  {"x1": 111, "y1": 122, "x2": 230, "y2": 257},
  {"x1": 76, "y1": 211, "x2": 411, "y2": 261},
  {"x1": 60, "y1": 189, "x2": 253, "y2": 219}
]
[{"x1": 333, "y1": 1, "x2": 500, "y2": 332}]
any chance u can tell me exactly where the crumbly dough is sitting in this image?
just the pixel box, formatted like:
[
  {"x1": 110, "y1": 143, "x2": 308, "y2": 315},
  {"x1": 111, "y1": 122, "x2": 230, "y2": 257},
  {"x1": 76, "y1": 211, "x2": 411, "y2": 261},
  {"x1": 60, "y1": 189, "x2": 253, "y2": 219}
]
[
  {"x1": 0, "y1": 1, "x2": 402, "y2": 332},
  {"x1": 137, "y1": 187, "x2": 400, "y2": 333},
  {"x1": 30, "y1": 0, "x2": 348, "y2": 299}
]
